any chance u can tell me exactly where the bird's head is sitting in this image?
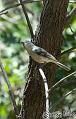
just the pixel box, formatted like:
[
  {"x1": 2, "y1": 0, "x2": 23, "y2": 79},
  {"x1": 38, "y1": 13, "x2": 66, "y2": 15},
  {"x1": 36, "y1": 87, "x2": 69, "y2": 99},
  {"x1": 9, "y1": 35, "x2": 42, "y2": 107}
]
[{"x1": 21, "y1": 41, "x2": 34, "y2": 51}]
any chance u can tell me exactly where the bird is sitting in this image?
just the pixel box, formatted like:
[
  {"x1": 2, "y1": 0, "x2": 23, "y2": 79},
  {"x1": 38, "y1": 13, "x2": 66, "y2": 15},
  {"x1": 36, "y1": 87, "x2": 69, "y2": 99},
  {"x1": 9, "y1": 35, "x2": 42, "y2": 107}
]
[{"x1": 21, "y1": 41, "x2": 70, "y2": 71}]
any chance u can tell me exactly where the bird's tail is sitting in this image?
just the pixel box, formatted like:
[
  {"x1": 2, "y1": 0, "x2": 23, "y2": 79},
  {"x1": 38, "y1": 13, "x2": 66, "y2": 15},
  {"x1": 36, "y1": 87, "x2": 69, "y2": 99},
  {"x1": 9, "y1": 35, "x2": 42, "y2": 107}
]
[{"x1": 56, "y1": 61, "x2": 70, "y2": 71}]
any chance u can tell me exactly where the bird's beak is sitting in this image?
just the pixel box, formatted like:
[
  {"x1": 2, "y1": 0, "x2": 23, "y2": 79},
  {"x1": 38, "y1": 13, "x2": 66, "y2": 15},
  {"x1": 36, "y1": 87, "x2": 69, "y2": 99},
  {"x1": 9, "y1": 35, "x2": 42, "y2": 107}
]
[{"x1": 20, "y1": 41, "x2": 25, "y2": 47}]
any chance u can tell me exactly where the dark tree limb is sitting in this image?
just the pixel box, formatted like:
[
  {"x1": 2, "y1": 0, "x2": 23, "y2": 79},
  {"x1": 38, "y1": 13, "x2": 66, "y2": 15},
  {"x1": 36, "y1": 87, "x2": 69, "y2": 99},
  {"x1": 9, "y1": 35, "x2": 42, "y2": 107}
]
[
  {"x1": 0, "y1": 61, "x2": 19, "y2": 119},
  {"x1": 19, "y1": 0, "x2": 34, "y2": 39},
  {"x1": 0, "y1": 0, "x2": 40, "y2": 15},
  {"x1": 61, "y1": 47, "x2": 76, "y2": 56}
]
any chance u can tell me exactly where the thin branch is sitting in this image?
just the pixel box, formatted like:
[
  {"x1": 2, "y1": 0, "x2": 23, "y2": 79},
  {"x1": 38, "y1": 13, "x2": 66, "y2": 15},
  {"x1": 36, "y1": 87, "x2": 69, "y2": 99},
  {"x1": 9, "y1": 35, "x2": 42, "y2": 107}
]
[
  {"x1": 0, "y1": 61, "x2": 19, "y2": 119},
  {"x1": 60, "y1": 79, "x2": 76, "y2": 87},
  {"x1": 66, "y1": 7, "x2": 76, "y2": 25},
  {"x1": 39, "y1": 68, "x2": 50, "y2": 119},
  {"x1": 0, "y1": 11, "x2": 8, "y2": 16},
  {"x1": 19, "y1": 0, "x2": 34, "y2": 39},
  {"x1": 69, "y1": 25, "x2": 76, "y2": 38},
  {"x1": 69, "y1": 25, "x2": 75, "y2": 34},
  {"x1": 0, "y1": 0, "x2": 40, "y2": 15},
  {"x1": 61, "y1": 47, "x2": 76, "y2": 56},
  {"x1": 48, "y1": 71, "x2": 76, "y2": 93},
  {"x1": 69, "y1": 1, "x2": 76, "y2": 3},
  {"x1": 26, "y1": 8, "x2": 34, "y2": 16},
  {"x1": 49, "y1": 88, "x2": 76, "y2": 111}
]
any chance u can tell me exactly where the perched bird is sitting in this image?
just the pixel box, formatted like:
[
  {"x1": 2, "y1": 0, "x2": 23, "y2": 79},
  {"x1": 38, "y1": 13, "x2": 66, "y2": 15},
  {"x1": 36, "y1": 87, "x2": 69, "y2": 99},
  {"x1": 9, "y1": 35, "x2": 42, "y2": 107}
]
[{"x1": 22, "y1": 41, "x2": 70, "y2": 71}]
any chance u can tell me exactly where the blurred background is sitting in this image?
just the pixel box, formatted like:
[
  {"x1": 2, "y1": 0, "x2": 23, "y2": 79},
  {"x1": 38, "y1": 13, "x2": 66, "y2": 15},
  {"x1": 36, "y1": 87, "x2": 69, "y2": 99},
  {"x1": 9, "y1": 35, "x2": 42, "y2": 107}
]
[{"x1": 0, "y1": 0, "x2": 76, "y2": 119}]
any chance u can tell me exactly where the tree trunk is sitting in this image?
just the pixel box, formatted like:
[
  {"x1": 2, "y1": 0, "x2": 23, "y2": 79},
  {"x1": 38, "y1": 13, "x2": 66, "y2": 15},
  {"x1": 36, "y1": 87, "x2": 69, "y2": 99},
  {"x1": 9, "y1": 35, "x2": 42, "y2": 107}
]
[{"x1": 21, "y1": 0, "x2": 69, "y2": 119}]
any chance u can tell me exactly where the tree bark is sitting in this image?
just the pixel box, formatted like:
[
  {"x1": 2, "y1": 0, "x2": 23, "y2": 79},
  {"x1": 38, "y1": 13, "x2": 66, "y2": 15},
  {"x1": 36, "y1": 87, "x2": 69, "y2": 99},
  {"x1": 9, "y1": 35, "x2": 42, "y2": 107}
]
[{"x1": 21, "y1": 0, "x2": 69, "y2": 119}]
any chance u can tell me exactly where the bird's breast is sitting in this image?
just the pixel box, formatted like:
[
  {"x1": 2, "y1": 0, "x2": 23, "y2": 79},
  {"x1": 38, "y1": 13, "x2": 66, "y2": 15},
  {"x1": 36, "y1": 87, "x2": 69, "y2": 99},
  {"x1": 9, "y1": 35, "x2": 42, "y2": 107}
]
[{"x1": 30, "y1": 52, "x2": 50, "y2": 64}]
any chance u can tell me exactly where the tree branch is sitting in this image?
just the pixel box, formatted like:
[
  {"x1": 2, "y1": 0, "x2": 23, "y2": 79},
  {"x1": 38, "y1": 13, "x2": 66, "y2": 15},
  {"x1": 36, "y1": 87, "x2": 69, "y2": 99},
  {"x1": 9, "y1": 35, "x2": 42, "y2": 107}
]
[
  {"x1": 59, "y1": 80, "x2": 76, "y2": 87},
  {"x1": 61, "y1": 47, "x2": 76, "y2": 56},
  {"x1": 39, "y1": 68, "x2": 49, "y2": 119},
  {"x1": 48, "y1": 71, "x2": 76, "y2": 93},
  {"x1": 0, "y1": 0, "x2": 40, "y2": 15},
  {"x1": 69, "y1": 0, "x2": 76, "y2": 3},
  {"x1": 66, "y1": 7, "x2": 76, "y2": 25},
  {"x1": 69, "y1": 25, "x2": 76, "y2": 38},
  {"x1": 0, "y1": 61, "x2": 19, "y2": 119},
  {"x1": 0, "y1": 11, "x2": 8, "y2": 16},
  {"x1": 19, "y1": 0, "x2": 34, "y2": 39}
]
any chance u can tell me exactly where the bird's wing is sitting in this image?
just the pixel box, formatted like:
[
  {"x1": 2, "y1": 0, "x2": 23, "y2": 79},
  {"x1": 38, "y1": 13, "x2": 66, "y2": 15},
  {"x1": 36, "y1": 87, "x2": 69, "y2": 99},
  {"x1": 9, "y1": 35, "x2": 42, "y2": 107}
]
[{"x1": 32, "y1": 47, "x2": 56, "y2": 60}]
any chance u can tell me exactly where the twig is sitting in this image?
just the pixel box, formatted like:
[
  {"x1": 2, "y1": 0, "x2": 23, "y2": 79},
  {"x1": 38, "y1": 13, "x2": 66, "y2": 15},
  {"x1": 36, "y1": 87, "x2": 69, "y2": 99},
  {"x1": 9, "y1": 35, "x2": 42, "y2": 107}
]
[
  {"x1": 66, "y1": 7, "x2": 76, "y2": 25},
  {"x1": 39, "y1": 68, "x2": 50, "y2": 119},
  {"x1": 0, "y1": 0, "x2": 40, "y2": 15},
  {"x1": 69, "y1": 1, "x2": 76, "y2": 3},
  {"x1": 48, "y1": 71, "x2": 76, "y2": 92},
  {"x1": 49, "y1": 88, "x2": 76, "y2": 111},
  {"x1": 59, "y1": 80, "x2": 76, "y2": 87},
  {"x1": 0, "y1": 11, "x2": 8, "y2": 16},
  {"x1": 61, "y1": 47, "x2": 76, "y2": 56},
  {"x1": 69, "y1": 25, "x2": 76, "y2": 38},
  {"x1": 69, "y1": 25, "x2": 75, "y2": 34},
  {"x1": 19, "y1": 0, "x2": 34, "y2": 39},
  {"x1": 0, "y1": 61, "x2": 19, "y2": 119}
]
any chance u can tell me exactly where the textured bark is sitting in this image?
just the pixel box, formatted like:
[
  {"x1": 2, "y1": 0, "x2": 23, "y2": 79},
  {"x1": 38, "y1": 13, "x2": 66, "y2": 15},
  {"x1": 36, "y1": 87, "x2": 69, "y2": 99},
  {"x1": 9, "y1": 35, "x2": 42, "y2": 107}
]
[{"x1": 21, "y1": 0, "x2": 69, "y2": 119}]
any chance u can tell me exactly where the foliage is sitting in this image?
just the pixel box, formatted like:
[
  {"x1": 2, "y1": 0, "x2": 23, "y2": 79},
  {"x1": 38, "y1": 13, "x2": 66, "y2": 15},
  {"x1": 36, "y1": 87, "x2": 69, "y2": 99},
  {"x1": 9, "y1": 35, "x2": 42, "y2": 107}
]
[{"x1": 0, "y1": 1, "x2": 76, "y2": 119}]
